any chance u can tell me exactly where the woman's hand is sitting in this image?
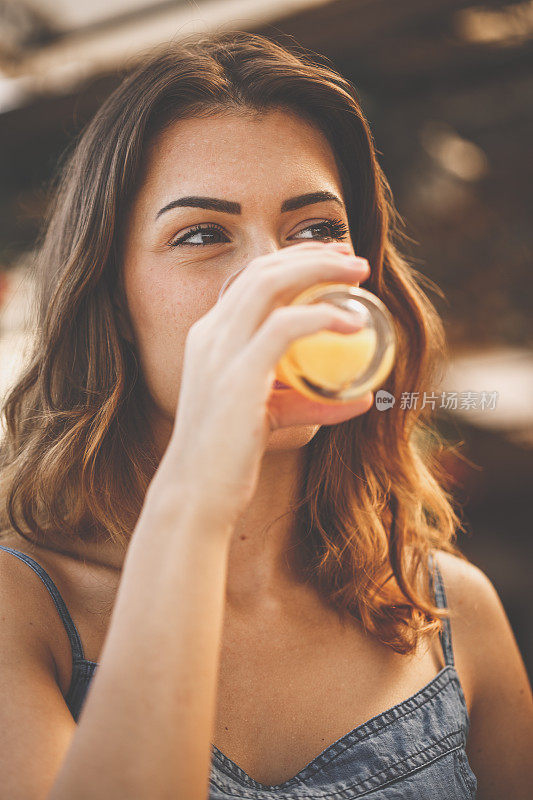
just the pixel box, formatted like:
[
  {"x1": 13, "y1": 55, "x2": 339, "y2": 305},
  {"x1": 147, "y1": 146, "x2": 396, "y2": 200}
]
[{"x1": 157, "y1": 241, "x2": 374, "y2": 528}]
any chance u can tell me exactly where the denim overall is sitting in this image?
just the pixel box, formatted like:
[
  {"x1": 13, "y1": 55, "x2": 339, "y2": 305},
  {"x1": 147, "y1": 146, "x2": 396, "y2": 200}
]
[{"x1": 0, "y1": 544, "x2": 477, "y2": 798}]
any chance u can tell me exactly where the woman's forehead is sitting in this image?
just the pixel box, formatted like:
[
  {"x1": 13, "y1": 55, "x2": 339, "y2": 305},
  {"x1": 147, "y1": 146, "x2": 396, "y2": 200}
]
[
  {"x1": 153, "y1": 109, "x2": 334, "y2": 163},
  {"x1": 137, "y1": 111, "x2": 343, "y2": 207}
]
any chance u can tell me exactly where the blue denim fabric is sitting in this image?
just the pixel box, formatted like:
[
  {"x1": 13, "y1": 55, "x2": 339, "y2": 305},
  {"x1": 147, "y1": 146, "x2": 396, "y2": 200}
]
[{"x1": 0, "y1": 544, "x2": 477, "y2": 798}]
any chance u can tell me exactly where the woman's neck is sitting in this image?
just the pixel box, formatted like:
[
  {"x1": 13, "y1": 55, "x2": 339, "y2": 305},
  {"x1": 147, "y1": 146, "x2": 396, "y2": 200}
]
[
  {"x1": 224, "y1": 446, "x2": 306, "y2": 611},
  {"x1": 4, "y1": 445, "x2": 308, "y2": 601}
]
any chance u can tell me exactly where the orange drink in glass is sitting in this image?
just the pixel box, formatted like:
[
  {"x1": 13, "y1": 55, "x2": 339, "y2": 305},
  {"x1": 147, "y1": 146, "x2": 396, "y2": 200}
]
[
  {"x1": 274, "y1": 283, "x2": 396, "y2": 404},
  {"x1": 217, "y1": 269, "x2": 396, "y2": 404}
]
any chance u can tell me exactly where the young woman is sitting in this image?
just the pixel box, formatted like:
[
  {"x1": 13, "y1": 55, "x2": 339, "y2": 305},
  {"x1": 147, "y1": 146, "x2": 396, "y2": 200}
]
[{"x1": 0, "y1": 30, "x2": 531, "y2": 800}]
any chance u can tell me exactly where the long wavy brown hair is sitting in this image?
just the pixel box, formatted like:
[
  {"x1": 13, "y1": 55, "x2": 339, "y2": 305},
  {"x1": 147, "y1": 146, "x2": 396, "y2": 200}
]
[{"x1": 0, "y1": 29, "x2": 467, "y2": 654}]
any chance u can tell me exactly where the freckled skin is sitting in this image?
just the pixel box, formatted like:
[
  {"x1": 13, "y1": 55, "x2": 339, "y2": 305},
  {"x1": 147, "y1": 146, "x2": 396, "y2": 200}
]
[{"x1": 120, "y1": 108, "x2": 355, "y2": 457}]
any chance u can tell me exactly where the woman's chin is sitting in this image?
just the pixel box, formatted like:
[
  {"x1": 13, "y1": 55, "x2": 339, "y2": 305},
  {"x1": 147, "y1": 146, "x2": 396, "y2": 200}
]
[{"x1": 264, "y1": 423, "x2": 321, "y2": 451}]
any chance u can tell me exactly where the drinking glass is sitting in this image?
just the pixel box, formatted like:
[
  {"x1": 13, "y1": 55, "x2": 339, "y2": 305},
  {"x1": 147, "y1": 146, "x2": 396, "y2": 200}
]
[{"x1": 217, "y1": 266, "x2": 396, "y2": 404}]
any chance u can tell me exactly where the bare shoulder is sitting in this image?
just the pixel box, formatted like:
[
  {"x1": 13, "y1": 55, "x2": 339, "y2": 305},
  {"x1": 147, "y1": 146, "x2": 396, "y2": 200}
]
[
  {"x1": 432, "y1": 547, "x2": 495, "y2": 599},
  {"x1": 432, "y1": 549, "x2": 521, "y2": 665},
  {"x1": 0, "y1": 542, "x2": 60, "y2": 660},
  {"x1": 432, "y1": 548, "x2": 527, "y2": 689},
  {"x1": 0, "y1": 544, "x2": 77, "y2": 798},
  {"x1": 433, "y1": 549, "x2": 533, "y2": 799},
  {"x1": 425, "y1": 550, "x2": 494, "y2": 709},
  {"x1": 432, "y1": 548, "x2": 502, "y2": 634},
  {"x1": 0, "y1": 536, "x2": 77, "y2": 681}
]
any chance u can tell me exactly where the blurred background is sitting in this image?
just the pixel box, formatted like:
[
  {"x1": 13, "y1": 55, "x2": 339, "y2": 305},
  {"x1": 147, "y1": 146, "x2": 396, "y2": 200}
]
[{"x1": 0, "y1": 0, "x2": 531, "y2": 677}]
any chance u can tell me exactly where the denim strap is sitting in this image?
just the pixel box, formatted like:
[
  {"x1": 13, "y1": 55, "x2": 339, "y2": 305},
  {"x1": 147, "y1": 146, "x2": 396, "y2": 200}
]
[{"x1": 428, "y1": 550, "x2": 455, "y2": 668}]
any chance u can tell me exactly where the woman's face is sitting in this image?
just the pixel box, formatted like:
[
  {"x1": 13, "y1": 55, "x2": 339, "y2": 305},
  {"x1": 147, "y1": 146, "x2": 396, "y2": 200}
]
[{"x1": 120, "y1": 108, "x2": 355, "y2": 452}]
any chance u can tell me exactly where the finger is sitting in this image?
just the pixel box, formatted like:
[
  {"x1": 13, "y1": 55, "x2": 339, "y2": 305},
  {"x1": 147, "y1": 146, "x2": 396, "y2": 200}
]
[
  {"x1": 267, "y1": 389, "x2": 374, "y2": 430},
  {"x1": 216, "y1": 241, "x2": 352, "y2": 303},
  {"x1": 241, "y1": 301, "x2": 368, "y2": 390},
  {"x1": 214, "y1": 241, "x2": 362, "y2": 312},
  {"x1": 215, "y1": 252, "x2": 369, "y2": 351}
]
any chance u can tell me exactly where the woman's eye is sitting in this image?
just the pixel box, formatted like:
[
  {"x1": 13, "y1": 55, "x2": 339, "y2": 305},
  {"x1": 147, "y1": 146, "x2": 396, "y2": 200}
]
[
  {"x1": 169, "y1": 223, "x2": 230, "y2": 247},
  {"x1": 169, "y1": 218, "x2": 349, "y2": 247},
  {"x1": 291, "y1": 218, "x2": 349, "y2": 242}
]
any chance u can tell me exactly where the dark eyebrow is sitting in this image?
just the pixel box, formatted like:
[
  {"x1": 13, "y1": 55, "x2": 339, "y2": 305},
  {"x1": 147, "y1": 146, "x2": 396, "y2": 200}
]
[
  {"x1": 280, "y1": 191, "x2": 344, "y2": 213},
  {"x1": 155, "y1": 190, "x2": 344, "y2": 219}
]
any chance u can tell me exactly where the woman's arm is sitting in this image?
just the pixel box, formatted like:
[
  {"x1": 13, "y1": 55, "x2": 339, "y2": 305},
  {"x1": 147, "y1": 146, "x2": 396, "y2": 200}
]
[
  {"x1": 48, "y1": 479, "x2": 234, "y2": 800},
  {"x1": 435, "y1": 550, "x2": 533, "y2": 800}
]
